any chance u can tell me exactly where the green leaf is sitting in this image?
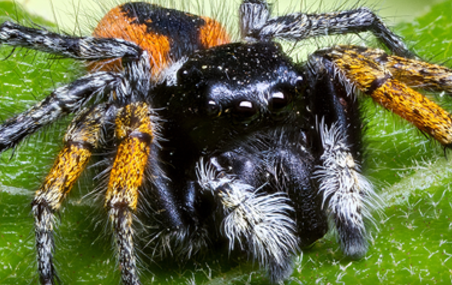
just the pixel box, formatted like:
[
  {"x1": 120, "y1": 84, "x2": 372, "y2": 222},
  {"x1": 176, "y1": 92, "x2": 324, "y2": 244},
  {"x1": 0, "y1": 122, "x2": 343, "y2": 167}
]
[{"x1": 0, "y1": 0, "x2": 452, "y2": 284}]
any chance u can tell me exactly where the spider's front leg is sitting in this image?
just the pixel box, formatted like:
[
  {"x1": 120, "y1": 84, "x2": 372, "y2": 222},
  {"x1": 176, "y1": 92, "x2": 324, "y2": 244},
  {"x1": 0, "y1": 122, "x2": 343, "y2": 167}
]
[
  {"x1": 105, "y1": 101, "x2": 154, "y2": 285},
  {"x1": 0, "y1": 20, "x2": 154, "y2": 283},
  {"x1": 313, "y1": 46, "x2": 452, "y2": 147},
  {"x1": 83, "y1": 45, "x2": 161, "y2": 284},
  {"x1": 304, "y1": 59, "x2": 378, "y2": 258},
  {"x1": 305, "y1": 45, "x2": 452, "y2": 258},
  {"x1": 32, "y1": 103, "x2": 114, "y2": 285}
]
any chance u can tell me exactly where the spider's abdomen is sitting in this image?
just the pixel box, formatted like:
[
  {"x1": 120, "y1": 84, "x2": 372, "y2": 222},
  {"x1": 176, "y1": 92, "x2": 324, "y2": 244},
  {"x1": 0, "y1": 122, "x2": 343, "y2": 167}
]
[{"x1": 91, "y1": 2, "x2": 230, "y2": 76}]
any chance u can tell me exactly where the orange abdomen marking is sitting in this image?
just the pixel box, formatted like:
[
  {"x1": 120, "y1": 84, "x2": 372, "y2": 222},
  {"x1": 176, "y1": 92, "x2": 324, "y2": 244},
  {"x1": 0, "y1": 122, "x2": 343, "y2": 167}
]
[{"x1": 92, "y1": 2, "x2": 230, "y2": 78}]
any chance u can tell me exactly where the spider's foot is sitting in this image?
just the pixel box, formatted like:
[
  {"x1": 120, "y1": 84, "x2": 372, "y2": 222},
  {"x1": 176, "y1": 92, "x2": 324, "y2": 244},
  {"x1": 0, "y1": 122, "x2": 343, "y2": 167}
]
[
  {"x1": 32, "y1": 201, "x2": 58, "y2": 285},
  {"x1": 110, "y1": 206, "x2": 141, "y2": 285},
  {"x1": 338, "y1": 225, "x2": 368, "y2": 260}
]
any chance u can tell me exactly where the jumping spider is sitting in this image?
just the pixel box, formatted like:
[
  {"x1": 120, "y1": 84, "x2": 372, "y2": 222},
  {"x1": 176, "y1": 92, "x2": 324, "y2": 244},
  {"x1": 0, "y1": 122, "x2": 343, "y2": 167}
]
[{"x1": 0, "y1": 0, "x2": 451, "y2": 284}]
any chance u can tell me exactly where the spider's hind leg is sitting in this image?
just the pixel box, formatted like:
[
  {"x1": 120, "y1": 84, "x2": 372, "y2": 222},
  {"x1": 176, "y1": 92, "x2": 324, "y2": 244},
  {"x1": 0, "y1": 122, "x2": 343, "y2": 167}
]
[
  {"x1": 0, "y1": 21, "x2": 141, "y2": 60},
  {"x1": 0, "y1": 71, "x2": 123, "y2": 153},
  {"x1": 239, "y1": 0, "x2": 414, "y2": 58}
]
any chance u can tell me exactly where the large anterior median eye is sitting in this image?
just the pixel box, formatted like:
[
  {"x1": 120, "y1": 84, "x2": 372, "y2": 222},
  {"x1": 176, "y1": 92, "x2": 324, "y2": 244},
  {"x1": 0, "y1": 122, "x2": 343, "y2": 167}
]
[
  {"x1": 232, "y1": 100, "x2": 259, "y2": 123},
  {"x1": 268, "y1": 90, "x2": 292, "y2": 114},
  {"x1": 206, "y1": 100, "x2": 222, "y2": 117}
]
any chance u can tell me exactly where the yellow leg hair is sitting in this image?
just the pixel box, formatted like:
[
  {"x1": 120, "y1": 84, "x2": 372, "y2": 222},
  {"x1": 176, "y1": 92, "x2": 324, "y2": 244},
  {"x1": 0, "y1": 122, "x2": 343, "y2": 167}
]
[
  {"x1": 326, "y1": 46, "x2": 452, "y2": 146},
  {"x1": 106, "y1": 102, "x2": 154, "y2": 285},
  {"x1": 32, "y1": 104, "x2": 106, "y2": 285}
]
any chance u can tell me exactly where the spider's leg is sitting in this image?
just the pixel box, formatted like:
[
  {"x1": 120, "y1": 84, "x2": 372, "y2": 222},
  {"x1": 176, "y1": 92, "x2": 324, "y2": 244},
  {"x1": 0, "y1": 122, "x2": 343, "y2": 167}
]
[
  {"x1": 0, "y1": 21, "x2": 141, "y2": 60},
  {"x1": 312, "y1": 46, "x2": 452, "y2": 147},
  {"x1": 240, "y1": 0, "x2": 414, "y2": 57},
  {"x1": 105, "y1": 102, "x2": 154, "y2": 285},
  {"x1": 0, "y1": 71, "x2": 123, "y2": 153},
  {"x1": 344, "y1": 46, "x2": 452, "y2": 93},
  {"x1": 304, "y1": 58, "x2": 378, "y2": 259},
  {"x1": 32, "y1": 103, "x2": 112, "y2": 285},
  {"x1": 197, "y1": 155, "x2": 299, "y2": 284}
]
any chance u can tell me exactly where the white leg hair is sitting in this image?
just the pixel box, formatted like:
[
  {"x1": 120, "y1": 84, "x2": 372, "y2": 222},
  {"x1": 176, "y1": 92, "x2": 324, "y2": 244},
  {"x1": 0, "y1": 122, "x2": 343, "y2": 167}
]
[
  {"x1": 196, "y1": 159, "x2": 298, "y2": 278},
  {"x1": 315, "y1": 120, "x2": 380, "y2": 258}
]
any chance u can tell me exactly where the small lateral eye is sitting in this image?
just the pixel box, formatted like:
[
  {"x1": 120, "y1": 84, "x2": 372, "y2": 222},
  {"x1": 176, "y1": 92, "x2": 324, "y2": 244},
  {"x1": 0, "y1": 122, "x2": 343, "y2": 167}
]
[
  {"x1": 294, "y1": 76, "x2": 304, "y2": 90},
  {"x1": 268, "y1": 91, "x2": 292, "y2": 112},
  {"x1": 233, "y1": 100, "x2": 259, "y2": 122},
  {"x1": 206, "y1": 100, "x2": 222, "y2": 117}
]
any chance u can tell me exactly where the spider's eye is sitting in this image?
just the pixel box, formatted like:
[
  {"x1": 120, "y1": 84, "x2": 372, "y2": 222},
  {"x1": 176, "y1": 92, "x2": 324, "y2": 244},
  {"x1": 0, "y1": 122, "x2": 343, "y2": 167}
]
[
  {"x1": 294, "y1": 76, "x2": 304, "y2": 91},
  {"x1": 268, "y1": 90, "x2": 292, "y2": 113},
  {"x1": 206, "y1": 100, "x2": 222, "y2": 117},
  {"x1": 232, "y1": 100, "x2": 259, "y2": 123}
]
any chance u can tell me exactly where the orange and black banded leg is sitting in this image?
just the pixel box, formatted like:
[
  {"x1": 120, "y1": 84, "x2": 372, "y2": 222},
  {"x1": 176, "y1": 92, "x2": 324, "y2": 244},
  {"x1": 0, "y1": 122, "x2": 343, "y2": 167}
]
[
  {"x1": 343, "y1": 46, "x2": 452, "y2": 94},
  {"x1": 311, "y1": 46, "x2": 452, "y2": 147},
  {"x1": 32, "y1": 104, "x2": 109, "y2": 285},
  {"x1": 106, "y1": 102, "x2": 154, "y2": 285}
]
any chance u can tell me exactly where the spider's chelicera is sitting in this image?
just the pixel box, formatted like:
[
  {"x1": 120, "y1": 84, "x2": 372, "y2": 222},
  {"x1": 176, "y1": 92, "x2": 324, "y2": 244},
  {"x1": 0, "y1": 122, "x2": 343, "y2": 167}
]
[{"x1": 1, "y1": 1, "x2": 452, "y2": 284}]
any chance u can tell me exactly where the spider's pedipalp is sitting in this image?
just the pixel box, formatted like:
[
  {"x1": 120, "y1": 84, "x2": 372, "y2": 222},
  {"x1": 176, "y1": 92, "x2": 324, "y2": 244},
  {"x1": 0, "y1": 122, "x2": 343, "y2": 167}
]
[
  {"x1": 0, "y1": 21, "x2": 142, "y2": 60},
  {"x1": 314, "y1": 121, "x2": 377, "y2": 258},
  {"x1": 197, "y1": 160, "x2": 298, "y2": 283},
  {"x1": 0, "y1": 71, "x2": 123, "y2": 153},
  {"x1": 304, "y1": 58, "x2": 376, "y2": 259},
  {"x1": 32, "y1": 103, "x2": 111, "y2": 285}
]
